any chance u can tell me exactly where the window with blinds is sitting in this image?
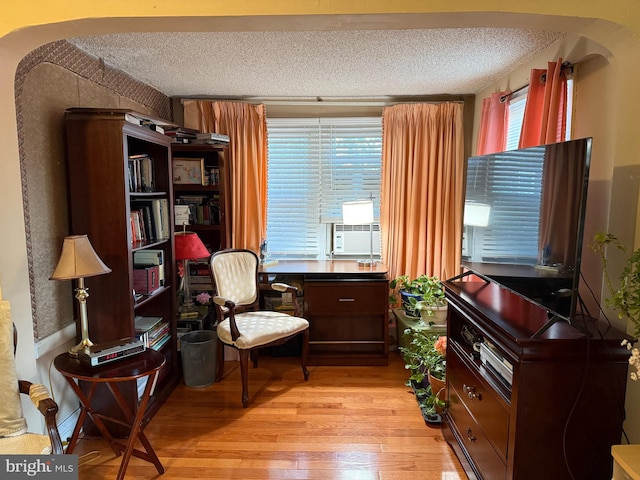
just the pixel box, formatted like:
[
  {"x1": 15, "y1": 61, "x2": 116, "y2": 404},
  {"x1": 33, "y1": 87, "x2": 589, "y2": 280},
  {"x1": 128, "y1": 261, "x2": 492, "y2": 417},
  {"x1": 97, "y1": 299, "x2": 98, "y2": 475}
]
[
  {"x1": 505, "y1": 87, "x2": 528, "y2": 151},
  {"x1": 465, "y1": 146, "x2": 545, "y2": 262},
  {"x1": 266, "y1": 117, "x2": 382, "y2": 258}
]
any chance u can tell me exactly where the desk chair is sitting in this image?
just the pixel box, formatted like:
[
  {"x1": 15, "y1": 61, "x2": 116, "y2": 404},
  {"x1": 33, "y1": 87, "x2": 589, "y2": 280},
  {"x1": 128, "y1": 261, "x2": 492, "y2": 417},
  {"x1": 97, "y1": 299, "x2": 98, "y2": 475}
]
[
  {"x1": 0, "y1": 315, "x2": 63, "y2": 454},
  {"x1": 210, "y1": 249, "x2": 309, "y2": 407}
]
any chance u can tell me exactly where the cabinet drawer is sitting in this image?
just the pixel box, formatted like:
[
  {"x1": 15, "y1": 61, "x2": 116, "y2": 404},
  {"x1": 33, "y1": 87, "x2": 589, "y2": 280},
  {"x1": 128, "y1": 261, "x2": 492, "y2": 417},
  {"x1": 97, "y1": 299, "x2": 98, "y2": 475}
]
[
  {"x1": 448, "y1": 388, "x2": 507, "y2": 480},
  {"x1": 448, "y1": 349, "x2": 510, "y2": 461},
  {"x1": 306, "y1": 282, "x2": 387, "y2": 315}
]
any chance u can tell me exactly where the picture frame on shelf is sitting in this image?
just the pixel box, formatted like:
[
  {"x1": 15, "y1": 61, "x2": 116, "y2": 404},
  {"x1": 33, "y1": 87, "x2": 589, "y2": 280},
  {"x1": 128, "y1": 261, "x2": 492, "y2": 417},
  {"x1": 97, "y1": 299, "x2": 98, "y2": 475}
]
[{"x1": 173, "y1": 157, "x2": 205, "y2": 185}]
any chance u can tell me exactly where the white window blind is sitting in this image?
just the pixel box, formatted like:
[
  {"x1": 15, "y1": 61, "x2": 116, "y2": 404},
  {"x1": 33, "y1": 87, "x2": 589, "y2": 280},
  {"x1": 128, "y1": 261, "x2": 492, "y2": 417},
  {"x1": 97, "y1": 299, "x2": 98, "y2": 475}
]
[
  {"x1": 505, "y1": 87, "x2": 528, "y2": 151},
  {"x1": 266, "y1": 117, "x2": 382, "y2": 258},
  {"x1": 466, "y1": 146, "x2": 545, "y2": 262}
]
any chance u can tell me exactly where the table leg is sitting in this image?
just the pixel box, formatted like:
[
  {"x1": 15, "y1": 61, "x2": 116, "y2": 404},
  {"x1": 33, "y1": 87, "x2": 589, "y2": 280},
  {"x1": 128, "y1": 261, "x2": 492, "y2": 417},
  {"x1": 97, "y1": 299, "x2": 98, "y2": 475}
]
[
  {"x1": 110, "y1": 371, "x2": 164, "y2": 480},
  {"x1": 60, "y1": 376, "x2": 119, "y2": 456}
]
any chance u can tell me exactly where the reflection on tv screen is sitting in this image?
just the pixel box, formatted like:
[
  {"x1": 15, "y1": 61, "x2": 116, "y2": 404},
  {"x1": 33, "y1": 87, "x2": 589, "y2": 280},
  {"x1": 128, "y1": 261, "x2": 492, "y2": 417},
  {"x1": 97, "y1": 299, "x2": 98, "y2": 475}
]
[{"x1": 461, "y1": 138, "x2": 592, "y2": 321}]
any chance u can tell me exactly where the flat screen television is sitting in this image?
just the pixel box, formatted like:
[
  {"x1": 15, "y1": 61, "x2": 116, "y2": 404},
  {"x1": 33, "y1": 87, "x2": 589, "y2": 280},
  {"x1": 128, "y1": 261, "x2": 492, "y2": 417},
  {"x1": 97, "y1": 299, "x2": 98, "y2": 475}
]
[{"x1": 460, "y1": 137, "x2": 592, "y2": 323}]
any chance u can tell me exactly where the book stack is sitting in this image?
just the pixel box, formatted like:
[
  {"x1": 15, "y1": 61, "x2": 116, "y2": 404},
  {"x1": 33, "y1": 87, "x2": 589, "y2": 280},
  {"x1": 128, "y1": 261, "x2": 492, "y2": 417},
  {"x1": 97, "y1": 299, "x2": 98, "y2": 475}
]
[
  {"x1": 189, "y1": 261, "x2": 213, "y2": 295},
  {"x1": 163, "y1": 127, "x2": 199, "y2": 143},
  {"x1": 134, "y1": 315, "x2": 170, "y2": 351},
  {"x1": 195, "y1": 132, "x2": 230, "y2": 145},
  {"x1": 124, "y1": 112, "x2": 176, "y2": 135}
]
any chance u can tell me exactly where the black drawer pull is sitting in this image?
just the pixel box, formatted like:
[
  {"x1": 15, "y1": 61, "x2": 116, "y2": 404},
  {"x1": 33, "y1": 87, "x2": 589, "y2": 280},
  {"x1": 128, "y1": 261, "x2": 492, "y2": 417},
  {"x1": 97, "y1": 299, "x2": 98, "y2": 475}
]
[
  {"x1": 462, "y1": 384, "x2": 482, "y2": 400},
  {"x1": 466, "y1": 427, "x2": 477, "y2": 442}
]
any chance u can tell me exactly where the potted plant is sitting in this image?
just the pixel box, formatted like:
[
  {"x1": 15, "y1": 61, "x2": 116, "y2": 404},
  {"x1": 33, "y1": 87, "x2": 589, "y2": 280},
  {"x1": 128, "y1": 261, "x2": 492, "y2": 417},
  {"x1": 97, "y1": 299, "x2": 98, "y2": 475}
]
[
  {"x1": 399, "y1": 330, "x2": 447, "y2": 424},
  {"x1": 590, "y1": 232, "x2": 640, "y2": 380},
  {"x1": 390, "y1": 274, "x2": 447, "y2": 323}
]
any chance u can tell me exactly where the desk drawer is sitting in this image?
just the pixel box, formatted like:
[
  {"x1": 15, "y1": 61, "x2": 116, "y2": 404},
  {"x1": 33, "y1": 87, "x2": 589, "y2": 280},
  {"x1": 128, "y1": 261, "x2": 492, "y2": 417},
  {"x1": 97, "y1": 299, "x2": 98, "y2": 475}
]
[
  {"x1": 448, "y1": 349, "x2": 510, "y2": 461},
  {"x1": 306, "y1": 281, "x2": 387, "y2": 315}
]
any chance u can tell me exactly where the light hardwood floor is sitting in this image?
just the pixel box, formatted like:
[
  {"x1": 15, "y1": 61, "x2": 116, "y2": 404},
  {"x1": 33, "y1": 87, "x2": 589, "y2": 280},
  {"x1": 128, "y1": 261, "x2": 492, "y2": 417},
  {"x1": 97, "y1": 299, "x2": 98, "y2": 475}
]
[{"x1": 71, "y1": 352, "x2": 467, "y2": 479}]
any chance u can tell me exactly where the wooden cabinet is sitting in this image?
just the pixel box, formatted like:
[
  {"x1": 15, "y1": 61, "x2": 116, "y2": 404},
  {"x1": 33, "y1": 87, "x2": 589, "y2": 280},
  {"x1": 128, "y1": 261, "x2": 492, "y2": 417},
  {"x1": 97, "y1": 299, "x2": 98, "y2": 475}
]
[
  {"x1": 305, "y1": 279, "x2": 389, "y2": 365},
  {"x1": 443, "y1": 278, "x2": 630, "y2": 480},
  {"x1": 171, "y1": 143, "x2": 230, "y2": 252},
  {"x1": 64, "y1": 108, "x2": 179, "y2": 429}
]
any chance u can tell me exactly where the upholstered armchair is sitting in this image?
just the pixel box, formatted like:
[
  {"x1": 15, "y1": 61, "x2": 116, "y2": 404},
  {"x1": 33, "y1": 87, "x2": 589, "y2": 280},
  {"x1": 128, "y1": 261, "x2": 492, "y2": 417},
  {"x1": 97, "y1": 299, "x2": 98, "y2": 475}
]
[
  {"x1": 210, "y1": 249, "x2": 309, "y2": 407},
  {"x1": 0, "y1": 289, "x2": 63, "y2": 454}
]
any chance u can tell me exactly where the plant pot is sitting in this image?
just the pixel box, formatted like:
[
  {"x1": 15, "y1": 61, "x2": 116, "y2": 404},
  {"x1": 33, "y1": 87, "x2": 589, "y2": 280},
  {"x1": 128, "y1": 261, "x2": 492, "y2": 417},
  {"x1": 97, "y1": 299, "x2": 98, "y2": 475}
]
[
  {"x1": 419, "y1": 304, "x2": 448, "y2": 325},
  {"x1": 428, "y1": 371, "x2": 446, "y2": 413},
  {"x1": 400, "y1": 290, "x2": 421, "y2": 317}
]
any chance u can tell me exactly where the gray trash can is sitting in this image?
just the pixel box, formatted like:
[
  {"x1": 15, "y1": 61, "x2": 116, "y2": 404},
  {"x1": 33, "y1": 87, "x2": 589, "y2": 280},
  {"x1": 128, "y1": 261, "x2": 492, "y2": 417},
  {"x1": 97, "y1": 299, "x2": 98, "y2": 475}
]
[{"x1": 180, "y1": 329, "x2": 217, "y2": 388}]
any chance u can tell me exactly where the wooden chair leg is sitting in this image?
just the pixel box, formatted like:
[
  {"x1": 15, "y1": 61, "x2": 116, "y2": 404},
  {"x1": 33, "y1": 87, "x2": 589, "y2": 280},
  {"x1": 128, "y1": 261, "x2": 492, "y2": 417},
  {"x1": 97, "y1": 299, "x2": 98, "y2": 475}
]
[
  {"x1": 239, "y1": 349, "x2": 251, "y2": 408},
  {"x1": 301, "y1": 328, "x2": 310, "y2": 381},
  {"x1": 215, "y1": 338, "x2": 225, "y2": 382}
]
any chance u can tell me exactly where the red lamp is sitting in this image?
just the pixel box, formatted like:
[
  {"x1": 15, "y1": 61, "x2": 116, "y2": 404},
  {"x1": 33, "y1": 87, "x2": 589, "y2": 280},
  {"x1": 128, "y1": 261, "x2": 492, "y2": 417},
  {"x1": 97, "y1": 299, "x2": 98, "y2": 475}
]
[{"x1": 175, "y1": 231, "x2": 210, "y2": 312}]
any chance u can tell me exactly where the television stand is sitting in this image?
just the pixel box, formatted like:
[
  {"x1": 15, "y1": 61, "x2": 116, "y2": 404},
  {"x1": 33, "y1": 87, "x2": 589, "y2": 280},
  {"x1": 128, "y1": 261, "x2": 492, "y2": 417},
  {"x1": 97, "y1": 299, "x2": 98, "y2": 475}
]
[{"x1": 443, "y1": 278, "x2": 630, "y2": 479}]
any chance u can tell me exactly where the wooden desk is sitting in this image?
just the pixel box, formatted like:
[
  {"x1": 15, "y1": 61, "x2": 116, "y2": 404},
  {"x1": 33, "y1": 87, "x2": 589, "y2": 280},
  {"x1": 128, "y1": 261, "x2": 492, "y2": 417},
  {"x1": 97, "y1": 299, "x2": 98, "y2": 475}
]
[
  {"x1": 54, "y1": 350, "x2": 165, "y2": 480},
  {"x1": 260, "y1": 260, "x2": 389, "y2": 365},
  {"x1": 259, "y1": 259, "x2": 389, "y2": 277}
]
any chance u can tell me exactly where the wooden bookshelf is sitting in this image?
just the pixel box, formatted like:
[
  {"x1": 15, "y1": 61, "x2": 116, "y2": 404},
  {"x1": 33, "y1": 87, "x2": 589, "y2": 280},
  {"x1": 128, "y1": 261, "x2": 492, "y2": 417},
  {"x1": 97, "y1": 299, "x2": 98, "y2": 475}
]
[{"x1": 64, "y1": 108, "x2": 179, "y2": 433}]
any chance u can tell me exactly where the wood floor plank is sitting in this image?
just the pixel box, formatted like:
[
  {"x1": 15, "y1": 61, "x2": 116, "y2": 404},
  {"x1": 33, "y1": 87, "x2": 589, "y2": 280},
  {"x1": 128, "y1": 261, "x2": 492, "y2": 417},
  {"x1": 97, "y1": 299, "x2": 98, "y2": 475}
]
[{"x1": 71, "y1": 353, "x2": 467, "y2": 479}]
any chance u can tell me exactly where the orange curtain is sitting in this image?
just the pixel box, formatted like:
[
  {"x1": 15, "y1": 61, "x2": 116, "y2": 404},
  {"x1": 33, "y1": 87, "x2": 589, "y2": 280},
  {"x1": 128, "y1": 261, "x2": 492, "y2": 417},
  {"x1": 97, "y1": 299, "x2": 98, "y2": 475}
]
[
  {"x1": 380, "y1": 103, "x2": 465, "y2": 282},
  {"x1": 476, "y1": 91, "x2": 510, "y2": 155},
  {"x1": 183, "y1": 100, "x2": 267, "y2": 252},
  {"x1": 519, "y1": 58, "x2": 568, "y2": 148}
]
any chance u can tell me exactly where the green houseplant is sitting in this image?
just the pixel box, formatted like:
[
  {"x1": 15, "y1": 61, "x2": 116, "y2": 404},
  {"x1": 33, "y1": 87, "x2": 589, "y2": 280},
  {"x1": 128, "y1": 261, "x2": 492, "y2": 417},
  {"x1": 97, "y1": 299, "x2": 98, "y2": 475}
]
[
  {"x1": 389, "y1": 274, "x2": 447, "y2": 321},
  {"x1": 590, "y1": 232, "x2": 640, "y2": 380},
  {"x1": 399, "y1": 330, "x2": 447, "y2": 422}
]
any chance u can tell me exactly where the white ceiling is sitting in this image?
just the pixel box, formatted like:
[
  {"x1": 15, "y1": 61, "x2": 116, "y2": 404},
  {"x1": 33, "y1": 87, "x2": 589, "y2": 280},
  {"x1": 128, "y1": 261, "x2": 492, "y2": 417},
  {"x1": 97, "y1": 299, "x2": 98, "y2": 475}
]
[{"x1": 68, "y1": 28, "x2": 564, "y2": 99}]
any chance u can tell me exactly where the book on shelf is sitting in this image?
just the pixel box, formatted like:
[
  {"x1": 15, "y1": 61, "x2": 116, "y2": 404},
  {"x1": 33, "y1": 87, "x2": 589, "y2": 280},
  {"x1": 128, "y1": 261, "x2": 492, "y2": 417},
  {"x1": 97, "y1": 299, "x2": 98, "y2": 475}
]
[
  {"x1": 134, "y1": 315, "x2": 164, "y2": 333},
  {"x1": 195, "y1": 132, "x2": 230, "y2": 144},
  {"x1": 135, "y1": 317, "x2": 170, "y2": 351},
  {"x1": 189, "y1": 278, "x2": 213, "y2": 291},
  {"x1": 133, "y1": 249, "x2": 165, "y2": 286},
  {"x1": 130, "y1": 199, "x2": 169, "y2": 242},
  {"x1": 207, "y1": 166, "x2": 220, "y2": 186},
  {"x1": 164, "y1": 127, "x2": 199, "y2": 140},
  {"x1": 175, "y1": 195, "x2": 221, "y2": 226},
  {"x1": 125, "y1": 113, "x2": 142, "y2": 126},
  {"x1": 128, "y1": 154, "x2": 154, "y2": 193},
  {"x1": 130, "y1": 210, "x2": 146, "y2": 244},
  {"x1": 189, "y1": 262, "x2": 210, "y2": 276}
]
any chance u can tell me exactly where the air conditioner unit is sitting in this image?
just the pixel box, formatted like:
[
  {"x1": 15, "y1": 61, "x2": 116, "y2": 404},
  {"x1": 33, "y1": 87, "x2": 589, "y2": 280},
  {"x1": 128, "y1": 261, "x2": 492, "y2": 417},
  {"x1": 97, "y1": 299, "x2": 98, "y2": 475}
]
[{"x1": 333, "y1": 223, "x2": 381, "y2": 255}]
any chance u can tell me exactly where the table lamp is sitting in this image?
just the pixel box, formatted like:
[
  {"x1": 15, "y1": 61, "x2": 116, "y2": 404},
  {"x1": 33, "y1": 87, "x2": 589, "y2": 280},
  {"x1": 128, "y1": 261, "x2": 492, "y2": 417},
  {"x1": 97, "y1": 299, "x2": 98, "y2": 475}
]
[
  {"x1": 175, "y1": 231, "x2": 210, "y2": 312},
  {"x1": 50, "y1": 235, "x2": 112, "y2": 357},
  {"x1": 342, "y1": 197, "x2": 376, "y2": 266}
]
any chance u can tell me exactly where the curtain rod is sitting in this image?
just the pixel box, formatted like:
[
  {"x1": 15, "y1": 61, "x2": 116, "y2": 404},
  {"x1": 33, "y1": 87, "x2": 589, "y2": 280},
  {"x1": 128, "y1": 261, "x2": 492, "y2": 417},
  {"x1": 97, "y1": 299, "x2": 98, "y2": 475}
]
[
  {"x1": 180, "y1": 96, "x2": 467, "y2": 106},
  {"x1": 499, "y1": 61, "x2": 574, "y2": 103}
]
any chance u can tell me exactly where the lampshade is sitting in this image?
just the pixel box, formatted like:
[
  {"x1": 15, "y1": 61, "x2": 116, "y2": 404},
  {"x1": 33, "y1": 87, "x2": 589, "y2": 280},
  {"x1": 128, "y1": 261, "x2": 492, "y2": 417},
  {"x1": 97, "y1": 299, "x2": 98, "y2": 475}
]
[
  {"x1": 463, "y1": 203, "x2": 491, "y2": 227},
  {"x1": 50, "y1": 235, "x2": 111, "y2": 280},
  {"x1": 175, "y1": 231, "x2": 210, "y2": 260},
  {"x1": 342, "y1": 200, "x2": 374, "y2": 225},
  {"x1": 50, "y1": 235, "x2": 111, "y2": 357}
]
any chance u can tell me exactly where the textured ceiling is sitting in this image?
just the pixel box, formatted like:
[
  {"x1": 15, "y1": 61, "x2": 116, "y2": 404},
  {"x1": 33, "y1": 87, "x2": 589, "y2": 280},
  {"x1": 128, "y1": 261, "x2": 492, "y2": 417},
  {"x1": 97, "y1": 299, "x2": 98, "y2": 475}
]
[{"x1": 68, "y1": 28, "x2": 564, "y2": 99}]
